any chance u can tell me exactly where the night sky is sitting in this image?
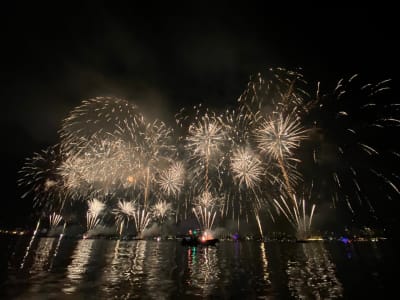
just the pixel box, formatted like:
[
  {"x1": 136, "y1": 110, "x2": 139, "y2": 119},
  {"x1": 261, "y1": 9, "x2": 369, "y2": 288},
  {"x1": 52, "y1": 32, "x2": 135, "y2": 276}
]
[{"x1": 2, "y1": 4, "x2": 398, "y2": 231}]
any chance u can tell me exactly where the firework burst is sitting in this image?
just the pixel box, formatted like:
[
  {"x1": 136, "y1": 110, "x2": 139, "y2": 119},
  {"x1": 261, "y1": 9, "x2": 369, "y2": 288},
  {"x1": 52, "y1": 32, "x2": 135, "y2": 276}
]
[
  {"x1": 49, "y1": 212, "x2": 63, "y2": 229},
  {"x1": 186, "y1": 114, "x2": 226, "y2": 190},
  {"x1": 86, "y1": 198, "x2": 106, "y2": 231},
  {"x1": 152, "y1": 200, "x2": 173, "y2": 224},
  {"x1": 18, "y1": 68, "x2": 399, "y2": 238},
  {"x1": 157, "y1": 162, "x2": 185, "y2": 197},
  {"x1": 112, "y1": 200, "x2": 135, "y2": 235},
  {"x1": 230, "y1": 148, "x2": 263, "y2": 191},
  {"x1": 255, "y1": 113, "x2": 308, "y2": 161},
  {"x1": 18, "y1": 145, "x2": 66, "y2": 213},
  {"x1": 273, "y1": 193, "x2": 316, "y2": 240},
  {"x1": 59, "y1": 97, "x2": 145, "y2": 153},
  {"x1": 132, "y1": 206, "x2": 152, "y2": 238},
  {"x1": 192, "y1": 191, "x2": 221, "y2": 231},
  {"x1": 255, "y1": 113, "x2": 308, "y2": 198}
]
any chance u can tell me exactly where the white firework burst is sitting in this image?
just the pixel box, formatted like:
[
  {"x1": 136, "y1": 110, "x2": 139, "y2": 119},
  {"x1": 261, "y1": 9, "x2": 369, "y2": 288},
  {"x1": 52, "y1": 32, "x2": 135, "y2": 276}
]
[
  {"x1": 157, "y1": 162, "x2": 185, "y2": 196},
  {"x1": 230, "y1": 148, "x2": 263, "y2": 190},
  {"x1": 255, "y1": 113, "x2": 308, "y2": 161},
  {"x1": 152, "y1": 200, "x2": 173, "y2": 223},
  {"x1": 186, "y1": 114, "x2": 226, "y2": 161},
  {"x1": 86, "y1": 198, "x2": 106, "y2": 231}
]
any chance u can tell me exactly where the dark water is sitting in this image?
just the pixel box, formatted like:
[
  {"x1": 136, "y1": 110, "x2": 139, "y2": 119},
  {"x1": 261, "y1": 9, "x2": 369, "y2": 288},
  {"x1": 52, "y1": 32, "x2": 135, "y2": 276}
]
[{"x1": 0, "y1": 236, "x2": 397, "y2": 299}]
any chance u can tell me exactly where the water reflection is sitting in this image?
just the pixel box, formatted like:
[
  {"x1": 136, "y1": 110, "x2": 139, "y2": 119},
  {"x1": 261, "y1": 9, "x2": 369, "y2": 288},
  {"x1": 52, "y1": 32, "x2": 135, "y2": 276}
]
[
  {"x1": 62, "y1": 238, "x2": 113, "y2": 296},
  {"x1": 2, "y1": 237, "x2": 394, "y2": 299},
  {"x1": 101, "y1": 240, "x2": 147, "y2": 298},
  {"x1": 23, "y1": 237, "x2": 57, "y2": 272},
  {"x1": 258, "y1": 242, "x2": 272, "y2": 293},
  {"x1": 185, "y1": 246, "x2": 220, "y2": 297},
  {"x1": 145, "y1": 241, "x2": 177, "y2": 298},
  {"x1": 286, "y1": 242, "x2": 343, "y2": 299},
  {"x1": 63, "y1": 239, "x2": 95, "y2": 294}
]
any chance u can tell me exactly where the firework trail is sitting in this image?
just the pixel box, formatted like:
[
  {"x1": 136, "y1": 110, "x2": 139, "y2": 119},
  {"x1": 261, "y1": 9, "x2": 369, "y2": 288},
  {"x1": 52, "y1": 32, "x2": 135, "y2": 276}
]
[
  {"x1": 232, "y1": 68, "x2": 311, "y2": 229},
  {"x1": 86, "y1": 198, "x2": 105, "y2": 231},
  {"x1": 185, "y1": 113, "x2": 226, "y2": 191},
  {"x1": 49, "y1": 212, "x2": 63, "y2": 230},
  {"x1": 229, "y1": 147, "x2": 269, "y2": 235},
  {"x1": 112, "y1": 200, "x2": 135, "y2": 236},
  {"x1": 255, "y1": 112, "x2": 308, "y2": 200},
  {"x1": 139, "y1": 120, "x2": 176, "y2": 208},
  {"x1": 192, "y1": 191, "x2": 221, "y2": 231},
  {"x1": 220, "y1": 106, "x2": 276, "y2": 234},
  {"x1": 237, "y1": 67, "x2": 308, "y2": 116},
  {"x1": 273, "y1": 193, "x2": 316, "y2": 240},
  {"x1": 303, "y1": 75, "x2": 399, "y2": 213},
  {"x1": 132, "y1": 206, "x2": 152, "y2": 238}
]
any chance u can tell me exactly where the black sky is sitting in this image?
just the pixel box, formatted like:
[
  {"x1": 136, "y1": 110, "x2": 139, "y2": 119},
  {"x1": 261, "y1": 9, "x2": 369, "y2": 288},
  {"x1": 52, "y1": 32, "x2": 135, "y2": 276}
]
[{"x1": 1, "y1": 4, "x2": 398, "y2": 229}]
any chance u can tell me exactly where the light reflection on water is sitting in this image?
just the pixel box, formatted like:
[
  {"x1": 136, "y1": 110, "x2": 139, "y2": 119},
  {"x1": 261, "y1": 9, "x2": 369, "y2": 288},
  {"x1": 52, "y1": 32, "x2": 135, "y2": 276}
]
[
  {"x1": 286, "y1": 243, "x2": 343, "y2": 299},
  {"x1": 63, "y1": 239, "x2": 95, "y2": 294},
  {"x1": 1, "y1": 237, "x2": 395, "y2": 299},
  {"x1": 185, "y1": 246, "x2": 220, "y2": 297}
]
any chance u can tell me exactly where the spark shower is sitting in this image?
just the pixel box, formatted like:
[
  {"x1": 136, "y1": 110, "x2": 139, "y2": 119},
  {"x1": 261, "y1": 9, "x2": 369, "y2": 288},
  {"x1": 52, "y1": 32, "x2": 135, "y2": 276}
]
[{"x1": 18, "y1": 68, "x2": 399, "y2": 239}]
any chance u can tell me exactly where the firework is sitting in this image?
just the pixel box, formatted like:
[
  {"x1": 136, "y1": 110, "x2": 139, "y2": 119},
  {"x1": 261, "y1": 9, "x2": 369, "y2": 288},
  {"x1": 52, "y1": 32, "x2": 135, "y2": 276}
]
[
  {"x1": 230, "y1": 148, "x2": 263, "y2": 191},
  {"x1": 152, "y1": 200, "x2": 173, "y2": 224},
  {"x1": 186, "y1": 113, "x2": 226, "y2": 190},
  {"x1": 192, "y1": 191, "x2": 220, "y2": 231},
  {"x1": 18, "y1": 145, "x2": 66, "y2": 213},
  {"x1": 49, "y1": 212, "x2": 63, "y2": 229},
  {"x1": 18, "y1": 68, "x2": 399, "y2": 238},
  {"x1": 157, "y1": 162, "x2": 185, "y2": 197},
  {"x1": 86, "y1": 198, "x2": 106, "y2": 231},
  {"x1": 304, "y1": 75, "x2": 399, "y2": 211},
  {"x1": 273, "y1": 194, "x2": 316, "y2": 240},
  {"x1": 255, "y1": 113, "x2": 308, "y2": 161},
  {"x1": 134, "y1": 119, "x2": 176, "y2": 209},
  {"x1": 255, "y1": 113, "x2": 308, "y2": 198},
  {"x1": 186, "y1": 114, "x2": 225, "y2": 160},
  {"x1": 112, "y1": 200, "x2": 135, "y2": 235},
  {"x1": 59, "y1": 97, "x2": 145, "y2": 153},
  {"x1": 132, "y1": 205, "x2": 152, "y2": 238},
  {"x1": 58, "y1": 155, "x2": 92, "y2": 200},
  {"x1": 237, "y1": 67, "x2": 308, "y2": 116}
]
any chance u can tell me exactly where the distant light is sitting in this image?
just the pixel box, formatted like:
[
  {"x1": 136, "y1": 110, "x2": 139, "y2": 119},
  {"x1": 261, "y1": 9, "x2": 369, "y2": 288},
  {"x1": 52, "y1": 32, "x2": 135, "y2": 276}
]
[{"x1": 340, "y1": 237, "x2": 350, "y2": 244}]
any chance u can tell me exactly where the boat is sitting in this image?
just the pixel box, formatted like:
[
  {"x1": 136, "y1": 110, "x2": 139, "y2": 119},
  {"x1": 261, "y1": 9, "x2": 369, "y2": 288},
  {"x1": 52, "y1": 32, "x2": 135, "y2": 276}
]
[{"x1": 181, "y1": 236, "x2": 219, "y2": 246}]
